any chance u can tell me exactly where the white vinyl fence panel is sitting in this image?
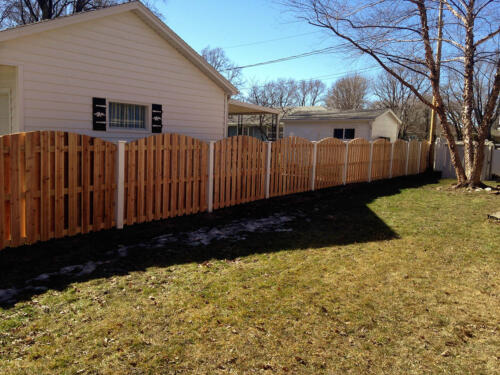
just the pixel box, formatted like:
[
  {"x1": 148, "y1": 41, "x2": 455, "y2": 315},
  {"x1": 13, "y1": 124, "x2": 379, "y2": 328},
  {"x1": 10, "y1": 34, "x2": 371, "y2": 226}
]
[{"x1": 433, "y1": 139, "x2": 498, "y2": 180}]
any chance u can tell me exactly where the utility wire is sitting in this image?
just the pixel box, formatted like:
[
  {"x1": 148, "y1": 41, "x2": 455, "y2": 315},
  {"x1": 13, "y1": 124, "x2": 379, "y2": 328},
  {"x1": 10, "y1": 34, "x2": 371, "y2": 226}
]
[
  {"x1": 223, "y1": 31, "x2": 322, "y2": 49},
  {"x1": 221, "y1": 46, "x2": 340, "y2": 71},
  {"x1": 223, "y1": 38, "x2": 374, "y2": 71}
]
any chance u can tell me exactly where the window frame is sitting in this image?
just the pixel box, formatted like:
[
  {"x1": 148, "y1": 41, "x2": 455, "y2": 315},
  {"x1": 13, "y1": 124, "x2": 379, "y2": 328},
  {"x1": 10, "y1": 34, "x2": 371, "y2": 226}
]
[
  {"x1": 333, "y1": 128, "x2": 356, "y2": 140},
  {"x1": 106, "y1": 99, "x2": 151, "y2": 133}
]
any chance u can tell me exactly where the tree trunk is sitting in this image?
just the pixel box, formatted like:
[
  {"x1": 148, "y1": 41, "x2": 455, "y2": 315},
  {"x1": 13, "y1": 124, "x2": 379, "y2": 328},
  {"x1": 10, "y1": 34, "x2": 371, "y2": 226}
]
[
  {"x1": 435, "y1": 104, "x2": 468, "y2": 184},
  {"x1": 461, "y1": 3, "x2": 476, "y2": 181},
  {"x1": 470, "y1": 59, "x2": 500, "y2": 185}
]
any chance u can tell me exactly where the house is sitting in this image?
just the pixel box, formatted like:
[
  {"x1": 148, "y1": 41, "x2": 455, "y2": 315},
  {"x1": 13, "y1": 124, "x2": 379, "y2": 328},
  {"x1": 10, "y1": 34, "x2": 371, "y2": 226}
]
[
  {"x1": 282, "y1": 107, "x2": 401, "y2": 142},
  {"x1": 0, "y1": 1, "x2": 239, "y2": 142}
]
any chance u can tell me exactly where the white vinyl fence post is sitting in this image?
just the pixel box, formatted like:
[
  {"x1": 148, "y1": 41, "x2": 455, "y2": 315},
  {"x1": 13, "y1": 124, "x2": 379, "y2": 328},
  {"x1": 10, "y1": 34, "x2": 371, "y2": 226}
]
[
  {"x1": 368, "y1": 141, "x2": 374, "y2": 182},
  {"x1": 405, "y1": 141, "x2": 410, "y2": 176},
  {"x1": 433, "y1": 138, "x2": 440, "y2": 171},
  {"x1": 311, "y1": 141, "x2": 318, "y2": 191},
  {"x1": 343, "y1": 141, "x2": 349, "y2": 185},
  {"x1": 208, "y1": 141, "x2": 215, "y2": 213},
  {"x1": 417, "y1": 142, "x2": 422, "y2": 173},
  {"x1": 389, "y1": 142, "x2": 395, "y2": 178},
  {"x1": 265, "y1": 141, "x2": 272, "y2": 198},
  {"x1": 115, "y1": 140, "x2": 126, "y2": 229}
]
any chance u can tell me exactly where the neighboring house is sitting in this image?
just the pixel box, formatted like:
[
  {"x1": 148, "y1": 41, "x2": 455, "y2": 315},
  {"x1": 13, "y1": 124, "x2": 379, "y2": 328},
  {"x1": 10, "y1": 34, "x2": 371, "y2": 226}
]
[
  {"x1": 0, "y1": 1, "x2": 238, "y2": 141},
  {"x1": 283, "y1": 107, "x2": 401, "y2": 142}
]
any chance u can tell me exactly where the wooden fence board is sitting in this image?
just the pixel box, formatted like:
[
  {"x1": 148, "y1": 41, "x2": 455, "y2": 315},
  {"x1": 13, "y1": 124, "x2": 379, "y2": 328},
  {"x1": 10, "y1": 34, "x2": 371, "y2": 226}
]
[
  {"x1": 213, "y1": 136, "x2": 267, "y2": 208},
  {"x1": 122, "y1": 134, "x2": 208, "y2": 226},
  {"x1": 371, "y1": 139, "x2": 391, "y2": 181},
  {"x1": 81, "y1": 135, "x2": 91, "y2": 234},
  {"x1": 420, "y1": 141, "x2": 430, "y2": 172},
  {"x1": 315, "y1": 138, "x2": 346, "y2": 189},
  {"x1": 407, "y1": 140, "x2": 420, "y2": 175},
  {"x1": 392, "y1": 140, "x2": 407, "y2": 177},
  {"x1": 270, "y1": 137, "x2": 313, "y2": 197},
  {"x1": 346, "y1": 138, "x2": 370, "y2": 184}
]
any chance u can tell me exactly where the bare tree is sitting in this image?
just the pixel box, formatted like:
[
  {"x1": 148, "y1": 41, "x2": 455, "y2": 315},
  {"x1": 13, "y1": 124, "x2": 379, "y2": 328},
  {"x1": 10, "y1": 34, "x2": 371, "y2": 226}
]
[
  {"x1": 0, "y1": 0, "x2": 125, "y2": 28},
  {"x1": 325, "y1": 74, "x2": 369, "y2": 110},
  {"x1": 373, "y1": 67, "x2": 431, "y2": 138},
  {"x1": 443, "y1": 59, "x2": 500, "y2": 141},
  {"x1": 201, "y1": 46, "x2": 244, "y2": 91},
  {"x1": 285, "y1": 0, "x2": 500, "y2": 187},
  {"x1": 246, "y1": 79, "x2": 299, "y2": 139},
  {"x1": 296, "y1": 79, "x2": 326, "y2": 106}
]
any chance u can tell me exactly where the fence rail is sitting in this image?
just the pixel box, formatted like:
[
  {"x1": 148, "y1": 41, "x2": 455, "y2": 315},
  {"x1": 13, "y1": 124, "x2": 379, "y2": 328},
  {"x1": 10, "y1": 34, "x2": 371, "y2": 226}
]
[{"x1": 0, "y1": 131, "x2": 430, "y2": 251}]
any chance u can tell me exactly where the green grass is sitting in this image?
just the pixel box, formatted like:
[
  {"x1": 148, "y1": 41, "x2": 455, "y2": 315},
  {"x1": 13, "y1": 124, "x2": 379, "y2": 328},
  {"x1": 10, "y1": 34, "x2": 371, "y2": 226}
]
[{"x1": 0, "y1": 177, "x2": 499, "y2": 374}]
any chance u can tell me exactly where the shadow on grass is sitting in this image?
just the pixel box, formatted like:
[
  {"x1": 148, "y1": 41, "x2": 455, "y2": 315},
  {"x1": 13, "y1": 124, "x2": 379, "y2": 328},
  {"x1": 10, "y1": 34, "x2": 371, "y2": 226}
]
[{"x1": 0, "y1": 173, "x2": 439, "y2": 308}]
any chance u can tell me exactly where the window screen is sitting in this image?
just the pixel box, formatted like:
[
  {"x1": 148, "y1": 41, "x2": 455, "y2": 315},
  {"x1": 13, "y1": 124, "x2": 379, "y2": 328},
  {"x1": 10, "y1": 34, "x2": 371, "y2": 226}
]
[{"x1": 109, "y1": 102, "x2": 146, "y2": 129}]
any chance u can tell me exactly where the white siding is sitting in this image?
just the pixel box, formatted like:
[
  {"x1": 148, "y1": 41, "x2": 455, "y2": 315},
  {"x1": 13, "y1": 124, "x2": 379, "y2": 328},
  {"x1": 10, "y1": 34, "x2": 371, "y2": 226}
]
[
  {"x1": 284, "y1": 121, "x2": 371, "y2": 141},
  {"x1": 0, "y1": 12, "x2": 227, "y2": 141},
  {"x1": 0, "y1": 65, "x2": 17, "y2": 134},
  {"x1": 371, "y1": 112, "x2": 399, "y2": 142}
]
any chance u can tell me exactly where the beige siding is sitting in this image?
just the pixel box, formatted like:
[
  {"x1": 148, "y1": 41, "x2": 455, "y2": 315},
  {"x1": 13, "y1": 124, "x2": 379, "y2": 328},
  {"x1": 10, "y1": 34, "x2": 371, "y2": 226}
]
[
  {"x1": 284, "y1": 121, "x2": 371, "y2": 141},
  {"x1": 0, "y1": 65, "x2": 18, "y2": 134},
  {"x1": 0, "y1": 12, "x2": 226, "y2": 141},
  {"x1": 371, "y1": 112, "x2": 399, "y2": 142}
]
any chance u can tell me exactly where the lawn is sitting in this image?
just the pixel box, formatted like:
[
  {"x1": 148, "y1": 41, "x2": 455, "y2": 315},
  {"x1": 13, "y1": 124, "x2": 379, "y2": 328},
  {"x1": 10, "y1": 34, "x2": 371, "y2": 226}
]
[{"x1": 0, "y1": 176, "x2": 499, "y2": 374}]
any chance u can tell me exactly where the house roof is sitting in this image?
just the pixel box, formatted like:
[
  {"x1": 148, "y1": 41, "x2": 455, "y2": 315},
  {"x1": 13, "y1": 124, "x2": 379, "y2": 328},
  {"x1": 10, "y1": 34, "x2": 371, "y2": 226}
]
[
  {"x1": 282, "y1": 108, "x2": 402, "y2": 124},
  {"x1": 228, "y1": 100, "x2": 280, "y2": 115},
  {"x1": 0, "y1": 1, "x2": 238, "y2": 95}
]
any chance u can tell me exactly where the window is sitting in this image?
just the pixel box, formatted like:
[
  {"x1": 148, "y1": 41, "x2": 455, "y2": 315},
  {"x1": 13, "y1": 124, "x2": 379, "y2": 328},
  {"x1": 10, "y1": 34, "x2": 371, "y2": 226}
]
[
  {"x1": 109, "y1": 102, "x2": 147, "y2": 129},
  {"x1": 333, "y1": 128, "x2": 355, "y2": 140},
  {"x1": 344, "y1": 128, "x2": 355, "y2": 139}
]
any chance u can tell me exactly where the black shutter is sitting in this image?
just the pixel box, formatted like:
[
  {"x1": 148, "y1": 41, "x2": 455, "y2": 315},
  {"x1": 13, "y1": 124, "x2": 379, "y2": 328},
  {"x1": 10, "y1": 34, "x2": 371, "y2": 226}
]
[
  {"x1": 92, "y1": 97, "x2": 106, "y2": 131},
  {"x1": 152, "y1": 104, "x2": 163, "y2": 133}
]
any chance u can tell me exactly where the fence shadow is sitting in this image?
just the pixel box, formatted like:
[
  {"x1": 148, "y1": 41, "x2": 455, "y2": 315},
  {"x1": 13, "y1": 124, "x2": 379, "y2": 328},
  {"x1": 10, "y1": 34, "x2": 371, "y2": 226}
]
[{"x1": 0, "y1": 173, "x2": 439, "y2": 308}]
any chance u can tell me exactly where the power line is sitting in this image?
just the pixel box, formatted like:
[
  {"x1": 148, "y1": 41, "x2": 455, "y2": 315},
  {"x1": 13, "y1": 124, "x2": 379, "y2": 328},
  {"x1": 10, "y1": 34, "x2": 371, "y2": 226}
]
[
  {"x1": 223, "y1": 31, "x2": 322, "y2": 49},
  {"x1": 222, "y1": 46, "x2": 341, "y2": 71},
  {"x1": 223, "y1": 38, "x2": 374, "y2": 71}
]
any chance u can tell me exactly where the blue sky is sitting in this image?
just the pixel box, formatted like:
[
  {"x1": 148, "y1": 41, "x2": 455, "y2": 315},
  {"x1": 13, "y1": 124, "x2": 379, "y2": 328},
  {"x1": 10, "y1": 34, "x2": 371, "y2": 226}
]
[{"x1": 156, "y1": 0, "x2": 381, "y2": 92}]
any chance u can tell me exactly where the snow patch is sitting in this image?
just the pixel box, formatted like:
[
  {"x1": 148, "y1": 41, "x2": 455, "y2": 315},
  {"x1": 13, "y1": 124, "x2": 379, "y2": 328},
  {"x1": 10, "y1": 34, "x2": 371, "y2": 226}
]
[{"x1": 0, "y1": 213, "x2": 296, "y2": 305}]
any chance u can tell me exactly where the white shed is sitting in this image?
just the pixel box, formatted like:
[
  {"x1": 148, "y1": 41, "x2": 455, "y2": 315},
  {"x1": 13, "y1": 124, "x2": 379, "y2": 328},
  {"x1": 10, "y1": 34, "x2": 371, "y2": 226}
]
[
  {"x1": 283, "y1": 108, "x2": 401, "y2": 142},
  {"x1": 0, "y1": 1, "x2": 238, "y2": 141}
]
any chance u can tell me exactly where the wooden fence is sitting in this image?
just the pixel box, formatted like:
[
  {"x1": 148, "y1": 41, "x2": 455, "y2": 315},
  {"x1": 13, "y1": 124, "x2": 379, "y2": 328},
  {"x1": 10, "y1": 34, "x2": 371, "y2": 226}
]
[
  {"x1": 391, "y1": 139, "x2": 408, "y2": 177},
  {"x1": 346, "y1": 138, "x2": 371, "y2": 184},
  {"x1": 315, "y1": 138, "x2": 346, "y2": 189},
  {"x1": 0, "y1": 131, "x2": 430, "y2": 251},
  {"x1": 270, "y1": 137, "x2": 313, "y2": 197},
  {"x1": 123, "y1": 134, "x2": 208, "y2": 225},
  {"x1": 0, "y1": 131, "x2": 116, "y2": 250},
  {"x1": 371, "y1": 139, "x2": 391, "y2": 181},
  {"x1": 213, "y1": 136, "x2": 267, "y2": 209}
]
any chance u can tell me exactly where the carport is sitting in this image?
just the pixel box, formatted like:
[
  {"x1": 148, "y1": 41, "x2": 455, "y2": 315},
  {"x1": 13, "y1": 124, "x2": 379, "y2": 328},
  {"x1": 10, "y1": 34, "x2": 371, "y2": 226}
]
[{"x1": 228, "y1": 99, "x2": 280, "y2": 140}]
